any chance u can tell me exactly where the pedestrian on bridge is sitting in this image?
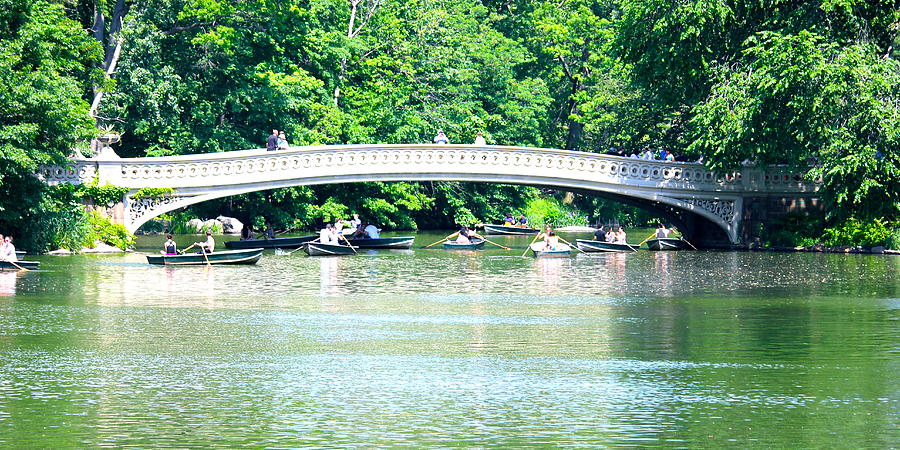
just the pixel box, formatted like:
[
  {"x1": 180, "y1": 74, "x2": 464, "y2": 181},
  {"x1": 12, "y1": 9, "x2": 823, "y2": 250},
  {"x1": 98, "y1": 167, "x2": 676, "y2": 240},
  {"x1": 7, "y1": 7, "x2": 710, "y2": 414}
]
[
  {"x1": 434, "y1": 130, "x2": 449, "y2": 144},
  {"x1": 266, "y1": 129, "x2": 278, "y2": 151}
]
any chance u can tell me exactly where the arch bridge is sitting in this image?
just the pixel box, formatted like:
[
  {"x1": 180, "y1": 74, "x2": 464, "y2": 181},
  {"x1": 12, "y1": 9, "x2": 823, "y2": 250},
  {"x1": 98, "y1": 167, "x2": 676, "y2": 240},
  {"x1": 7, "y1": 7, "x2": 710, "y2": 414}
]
[{"x1": 40, "y1": 144, "x2": 821, "y2": 245}]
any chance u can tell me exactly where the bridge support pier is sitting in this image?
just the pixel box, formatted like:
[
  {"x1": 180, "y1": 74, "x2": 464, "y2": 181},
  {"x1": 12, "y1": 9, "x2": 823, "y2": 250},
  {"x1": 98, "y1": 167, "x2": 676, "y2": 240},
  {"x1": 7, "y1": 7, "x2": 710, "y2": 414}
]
[{"x1": 739, "y1": 195, "x2": 823, "y2": 246}]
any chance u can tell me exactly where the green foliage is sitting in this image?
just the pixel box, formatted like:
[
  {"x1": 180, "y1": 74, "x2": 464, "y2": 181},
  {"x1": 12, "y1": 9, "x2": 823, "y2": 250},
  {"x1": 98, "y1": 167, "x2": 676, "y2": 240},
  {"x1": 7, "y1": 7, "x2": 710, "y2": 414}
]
[
  {"x1": 523, "y1": 197, "x2": 587, "y2": 227},
  {"x1": 885, "y1": 229, "x2": 900, "y2": 250},
  {"x1": 132, "y1": 187, "x2": 175, "y2": 200},
  {"x1": 86, "y1": 211, "x2": 135, "y2": 250},
  {"x1": 78, "y1": 180, "x2": 131, "y2": 207},
  {"x1": 821, "y1": 218, "x2": 893, "y2": 248}
]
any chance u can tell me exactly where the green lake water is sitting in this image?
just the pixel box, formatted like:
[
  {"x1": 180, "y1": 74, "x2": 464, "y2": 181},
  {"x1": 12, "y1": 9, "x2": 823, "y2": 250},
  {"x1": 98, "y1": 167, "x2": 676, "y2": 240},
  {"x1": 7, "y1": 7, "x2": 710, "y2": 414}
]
[{"x1": 0, "y1": 231, "x2": 897, "y2": 446}]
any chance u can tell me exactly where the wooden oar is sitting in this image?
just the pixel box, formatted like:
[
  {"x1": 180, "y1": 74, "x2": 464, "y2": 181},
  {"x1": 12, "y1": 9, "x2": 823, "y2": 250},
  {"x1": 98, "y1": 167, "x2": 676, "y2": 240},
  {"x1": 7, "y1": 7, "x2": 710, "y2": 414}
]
[
  {"x1": 1, "y1": 258, "x2": 28, "y2": 271},
  {"x1": 284, "y1": 238, "x2": 319, "y2": 255},
  {"x1": 339, "y1": 233, "x2": 358, "y2": 254},
  {"x1": 471, "y1": 233, "x2": 510, "y2": 250},
  {"x1": 200, "y1": 247, "x2": 211, "y2": 266},
  {"x1": 638, "y1": 232, "x2": 657, "y2": 247},
  {"x1": 680, "y1": 237, "x2": 699, "y2": 250},
  {"x1": 179, "y1": 243, "x2": 196, "y2": 255},
  {"x1": 423, "y1": 232, "x2": 458, "y2": 249},
  {"x1": 555, "y1": 235, "x2": 584, "y2": 253},
  {"x1": 522, "y1": 233, "x2": 542, "y2": 257}
]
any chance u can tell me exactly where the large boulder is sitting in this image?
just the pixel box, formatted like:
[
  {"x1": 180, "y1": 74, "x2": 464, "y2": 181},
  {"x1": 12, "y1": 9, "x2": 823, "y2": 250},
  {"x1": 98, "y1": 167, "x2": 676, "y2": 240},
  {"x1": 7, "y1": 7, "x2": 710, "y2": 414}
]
[
  {"x1": 216, "y1": 216, "x2": 244, "y2": 234},
  {"x1": 203, "y1": 219, "x2": 224, "y2": 234},
  {"x1": 186, "y1": 218, "x2": 204, "y2": 233}
]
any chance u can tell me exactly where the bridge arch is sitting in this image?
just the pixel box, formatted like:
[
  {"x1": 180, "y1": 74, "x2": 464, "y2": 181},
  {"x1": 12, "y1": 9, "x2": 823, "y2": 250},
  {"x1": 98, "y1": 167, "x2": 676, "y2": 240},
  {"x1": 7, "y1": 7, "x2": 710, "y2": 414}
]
[{"x1": 40, "y1": 144, "x2": 819, "y2": 244}]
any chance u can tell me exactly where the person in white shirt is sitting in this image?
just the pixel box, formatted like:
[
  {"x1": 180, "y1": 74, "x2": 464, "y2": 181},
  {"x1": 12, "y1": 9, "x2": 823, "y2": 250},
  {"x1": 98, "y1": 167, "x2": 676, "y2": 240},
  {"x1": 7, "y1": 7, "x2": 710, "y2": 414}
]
[
  {"x1": 194, "y1": 231, "x2": 215, "y2": 253},
  {"x1": 656, "y1": 223, "x2": 670, "y2": 238},
  {"x1": 473, "y1": 132, "x2": 486, "y2": 145},
  {"x1": 349, "y1": 214, "x2": 361, "y2": 230},
  {"x1": 1, "y1": 236, "x2": 17, "y2": 261},
  {"x1": 319, "y1": 224, "x2": 336, "y2": 244},
  {"x1": 434, "y1": 130, "x2": 449, "y2": 144}
]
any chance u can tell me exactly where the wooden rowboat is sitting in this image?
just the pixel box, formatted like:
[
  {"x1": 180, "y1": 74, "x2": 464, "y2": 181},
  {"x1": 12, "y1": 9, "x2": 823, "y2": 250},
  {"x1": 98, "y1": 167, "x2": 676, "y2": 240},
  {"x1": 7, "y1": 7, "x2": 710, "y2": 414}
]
[
  {"x1": 146, "y1": 248, "x2": 263, "y2": 265},
  {"x1": 0, "y1": 260, "x2": 39, "y2": 270},
  {"x1": 646, "y1": 238, "x2": 689, "y2": 251},
  {"x1": 575, "y1": 239, "x2": 637, "y2": 253},
  {"x1": 225, "y1": 235, "x2": 317, "y2": 250},
  {"x1": 483, "y1": 224, "x2": 539, "y2": 235},
  {"x1": 15, "y1": 251, "x2": 25, "y2": 259},
  {"x1": 443, "y1": 238, "x2": 485, "y2": 250},
  {"x1": 345, "y1": 236, "x2": 415, "y2": 249},
  {"x1": 529, "y1": 242, "x2": 571, "y2": 257},
  {"x1": 302, "y1": 242, "x2": 357, "y2": 256}
]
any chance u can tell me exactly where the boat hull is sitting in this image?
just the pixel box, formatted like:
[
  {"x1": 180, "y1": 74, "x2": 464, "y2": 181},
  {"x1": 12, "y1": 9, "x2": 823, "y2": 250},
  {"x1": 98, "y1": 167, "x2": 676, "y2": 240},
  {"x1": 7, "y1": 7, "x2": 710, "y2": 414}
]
[
  {"x1": 483, "y1": 225, "x2": 539, "y2": 235},
  {"x1": 529, "y1": 242, "x2": 571, "y2": 257},
  {"x1": 302, "y1": 242, "x2": 357, "y2": 256},
  {"x1": 345, "y1": 236, "x2": 415, "y2": 249},
  {"x1": 646, "y1": 238, "x2": 687, "y2": 251},
  {"x1": 575, "y1": 239, "x2": 636, "y2": 253},
  {"x1": 0, "y1": 260, "x2": 39, "y2": 270},
  {"x1": 443, "y1": 238, "x2": 486, "y2": 250},
  {"x1": 15, "y1": 251, "x2": 25, "y2": 259},
  {"x1": 224, "y1": 235, "x2": 317, "y2": 249},
  {"x1": 146, "y1": 248, "x2": 263, "y2": 265}
]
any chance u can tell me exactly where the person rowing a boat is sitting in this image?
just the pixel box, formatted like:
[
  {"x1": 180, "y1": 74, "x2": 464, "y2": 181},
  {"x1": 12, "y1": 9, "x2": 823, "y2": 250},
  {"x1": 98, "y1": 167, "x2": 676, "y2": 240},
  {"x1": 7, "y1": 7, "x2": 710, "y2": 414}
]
[
  {"x1": 455, "y1": 225, "x2": 473, "y2": 244},
  {"x1": 543, "y1": 230, "x2": 560, "y2": 251},
  {"x1": 350, "y1": 223, "x2": 370, "y2": 239},
  {"x1": 163, "y1": 234, "x2": 178, "y2": 255},
  {"x1": 0, "y1": 236, "x2": 17, "y2": 262},
  {"x1": 656, "y1": 223, "x2": 670, "y2": 238},
  {"x1": 194, "y1": 230, "x2": 215, "y2": 253},
  {"x1": 503, "y1": 213, "x2": 515, "y2": 226},
  {"x1": 518, "y1": 215, "x2": 529, "y2": 228},
  {"x1": 319, "y1": 223, "x2": 338, "y2": 244}
]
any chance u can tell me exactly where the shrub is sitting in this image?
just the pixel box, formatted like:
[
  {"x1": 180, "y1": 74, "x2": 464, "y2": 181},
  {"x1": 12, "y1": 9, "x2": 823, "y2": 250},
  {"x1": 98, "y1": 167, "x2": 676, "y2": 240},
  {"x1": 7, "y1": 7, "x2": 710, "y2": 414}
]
[
  {"x1": 87, "y1": 211, "x2": 135, "y2": 250},
  {"x1": 523, "y1": 197, "x2": 588, "y2": 227},
  {"x1": 821, "y1": 218, "x2": 892, "y2": 248}
]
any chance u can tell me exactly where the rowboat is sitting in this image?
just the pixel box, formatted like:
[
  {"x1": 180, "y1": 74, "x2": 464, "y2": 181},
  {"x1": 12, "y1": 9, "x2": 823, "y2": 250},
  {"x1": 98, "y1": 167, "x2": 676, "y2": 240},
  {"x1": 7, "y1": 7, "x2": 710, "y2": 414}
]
[
  {"x1": 646, "y1": 238, "x2": 689, "y2": 251},
  {"x1": 483, "y1": 224, "x2": 539, "y2": 235},
  {"x1": 302, "y1": 242, "x2": 357, "y2": 256},
  {"x1": 529, "y1": 241, "x2": 571, "y2": 257},
  {"x1": 146, "y1": 248, "x2": 263, "y2": 265},
  {"x1": 345, "y1": 236, "x2": 415, "y2": 249},
  {"x1": 0, "y1": 260, "x2": 39, "y2": 270},
  {"x1": 443, "y1": 238, "x2": 485, "y2": 250},
  {"x1": 15, "y1": 251, "x2": 25, "y2": 259},
  {"x1": 225, "y1": 235, "x2": 317, "y2": 249},
  {"x1": 575, "y1": 239, "x2": 637, "y2": 253}
]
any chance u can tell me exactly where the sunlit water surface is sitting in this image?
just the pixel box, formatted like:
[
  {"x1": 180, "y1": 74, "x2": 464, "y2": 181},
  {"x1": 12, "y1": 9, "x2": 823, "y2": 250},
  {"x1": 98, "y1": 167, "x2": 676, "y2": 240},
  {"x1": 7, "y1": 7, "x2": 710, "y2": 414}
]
[{"x1": 0, "y1": 232, "x2": 897, "y2": 446}]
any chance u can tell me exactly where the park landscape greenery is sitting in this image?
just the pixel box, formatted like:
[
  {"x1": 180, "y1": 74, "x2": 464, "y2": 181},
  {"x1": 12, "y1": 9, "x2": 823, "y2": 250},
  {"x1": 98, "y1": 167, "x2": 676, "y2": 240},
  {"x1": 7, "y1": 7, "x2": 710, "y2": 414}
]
[{"x1": 0, "y1": 0, "x2": 897, "y2": 250}]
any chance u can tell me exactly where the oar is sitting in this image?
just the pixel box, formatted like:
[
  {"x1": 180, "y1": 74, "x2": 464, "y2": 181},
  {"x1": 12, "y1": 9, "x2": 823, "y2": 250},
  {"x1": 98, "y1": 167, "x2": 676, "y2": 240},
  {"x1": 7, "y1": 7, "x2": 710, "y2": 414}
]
[
  {"x1": 179, "y1": 243, "x2": 196, "y2": 255},
  {"x1": 522, "y1": 233, "x2": 542, "y2": 257},
  {"x1": 201, "y1": 248, "x2": 211, "y2": 266},
  {"x1": 1, "y1": 258, "x2": 28, "y2": 271},
  {"x1": 555, "y1": 235, "x2": 584, "y2": 253},
  {"x1": 423, "y1": 232, "x2": 458, "y2": 249},
  {"x1": 284, "y1": 238, "x2": 319, "y2": 255},
  {"x1": 680, "y1": 237, "x2": 699, "y2": 251},
  {"x1": 638, "y1": 232, "x2": 657, "y2": 247},
  {"x1": 471, "y1": 233, "x2": 510, "y2": 250},
  {"x1": 339, "y1": 233, "x2": 358, "y2": 254}
]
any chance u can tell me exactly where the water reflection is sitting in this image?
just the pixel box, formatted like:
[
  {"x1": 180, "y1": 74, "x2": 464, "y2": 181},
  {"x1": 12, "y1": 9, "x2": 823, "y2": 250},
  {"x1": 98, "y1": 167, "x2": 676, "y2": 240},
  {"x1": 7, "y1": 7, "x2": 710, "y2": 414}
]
[{"x1": 0, "y1": 271, "x2": 17, "y2": 296}]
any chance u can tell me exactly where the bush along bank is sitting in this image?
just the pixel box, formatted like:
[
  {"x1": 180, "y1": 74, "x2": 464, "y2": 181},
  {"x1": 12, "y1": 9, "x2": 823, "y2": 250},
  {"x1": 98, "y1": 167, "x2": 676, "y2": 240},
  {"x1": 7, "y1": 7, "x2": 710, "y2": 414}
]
[{"x1": 756, "y1": 213, "x2": 900, "y2": 254}]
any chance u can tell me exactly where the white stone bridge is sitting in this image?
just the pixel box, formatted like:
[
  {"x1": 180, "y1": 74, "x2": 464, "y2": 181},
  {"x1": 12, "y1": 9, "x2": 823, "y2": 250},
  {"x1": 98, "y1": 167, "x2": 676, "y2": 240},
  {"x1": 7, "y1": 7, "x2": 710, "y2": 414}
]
[{"x1": 40, "y1": 144, "x2": 821, "y2": 245}]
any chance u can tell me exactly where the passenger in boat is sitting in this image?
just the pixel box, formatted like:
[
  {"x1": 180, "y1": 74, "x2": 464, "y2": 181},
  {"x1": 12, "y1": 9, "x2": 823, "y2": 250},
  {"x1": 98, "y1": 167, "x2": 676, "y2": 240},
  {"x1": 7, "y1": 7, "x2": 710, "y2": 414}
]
[
  {"x1": 593, "y1": 226, "x2": 605, "y2": 241},
  {"x1": 350, "y1": 224, "x2": 370, "y2": 239},
  {"x1": 334, "y1": 219, "x2": 347, "y2": 235},
  {"x1": 319, "y1": 224, "x2": 337, "y2": 245},
  {"x1": 364, "y1": 224, "x2": 381, "y2": 239},
  {"x1": 605, "y1": 228, "x2": 616, "y2": 243},
  {"x1": 503, "y1": 213, "x2": 515, "y2": 226},
  {"x1": 456, "y1": 225, "x2": 473, "y2": 244},
  {"x1": 1, "y1": 236, "x2": 17, "y2": 261},
  {"x1": 544, "y1": 231, "x2": 559, "y2": 250},
  {"x1": 615, "y1": 227, "x2": 627, "y2": 244},
  {"x1": 241, "y1": 224, "x2": 253, "y2": 240},
  {"x1": 265, "y1": 224, "x2": 276, "y2": 239},
  {"x1": 163, "y1": 234, "x2": 178, "y2": 255},
  {"x1": 195, "y1": 231, "x2": 215, "y2": 253},
  {"x1": 518, "y1": 215, "x2": 529, "y2": 227},
  {"x1": 349, "y1": 214, "x2": 361, "y2": 230},
  {"x1": 656, "y1": 223, "x2": 670, "y2": 238}
]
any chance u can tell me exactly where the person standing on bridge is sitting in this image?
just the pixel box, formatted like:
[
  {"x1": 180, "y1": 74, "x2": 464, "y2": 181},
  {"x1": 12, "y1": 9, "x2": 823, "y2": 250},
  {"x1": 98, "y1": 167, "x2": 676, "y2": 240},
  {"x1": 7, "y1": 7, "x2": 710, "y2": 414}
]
[
  {"x1": 473, "y1": 132, "x2": 486, "y2": 146},
  {"x1": 434, "y1": 130, "x2": 449, "y2": 144},
  {"x1": 277, "y1": 131, "x2": 289, "y2": 150},
  {"x1": 266, "y1": 129, "x2": 278, "y2": 151}
]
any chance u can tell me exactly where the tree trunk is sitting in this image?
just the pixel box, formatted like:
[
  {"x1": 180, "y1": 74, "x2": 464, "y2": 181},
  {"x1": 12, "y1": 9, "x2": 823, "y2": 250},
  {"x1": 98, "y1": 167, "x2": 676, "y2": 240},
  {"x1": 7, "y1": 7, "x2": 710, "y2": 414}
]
[{"x1": 89, "y1": 0, "x2": 129, "y2": 120}]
